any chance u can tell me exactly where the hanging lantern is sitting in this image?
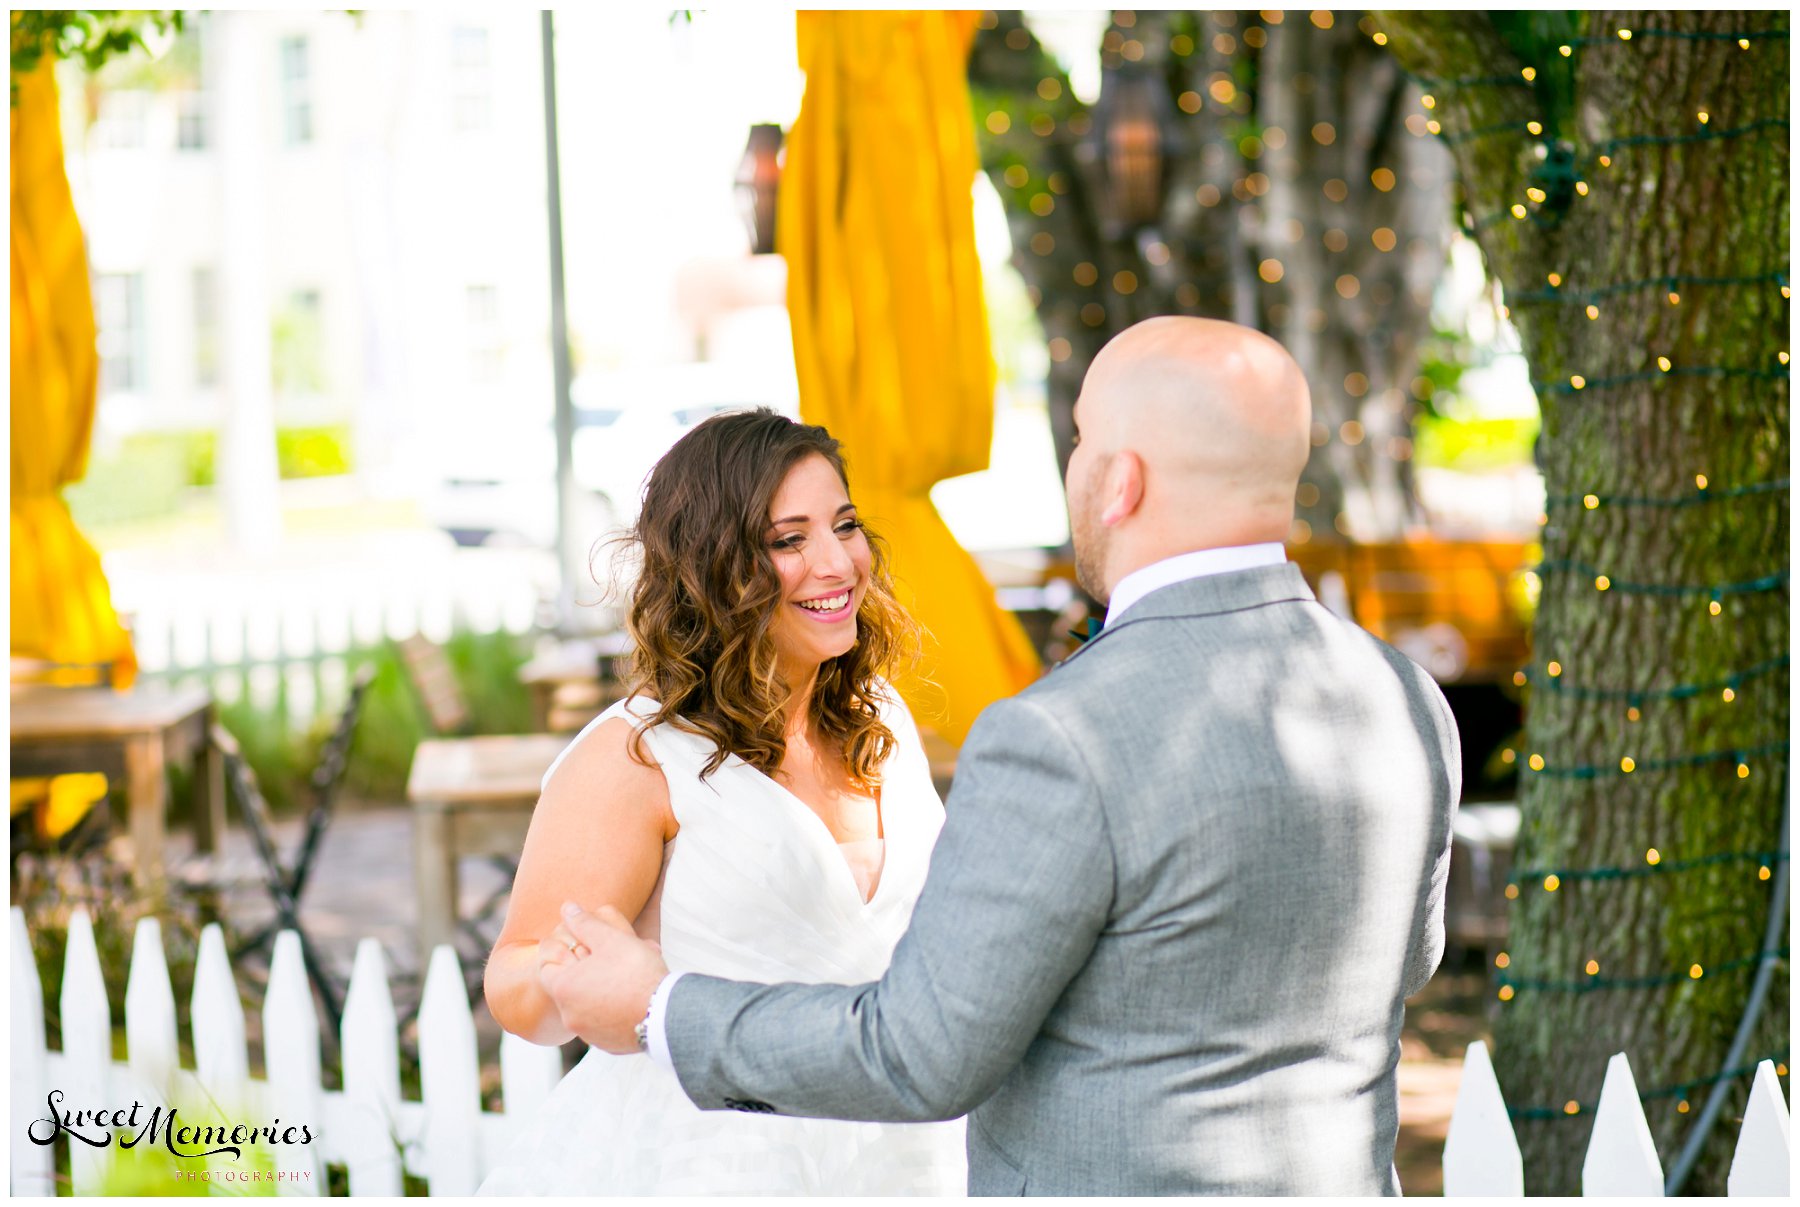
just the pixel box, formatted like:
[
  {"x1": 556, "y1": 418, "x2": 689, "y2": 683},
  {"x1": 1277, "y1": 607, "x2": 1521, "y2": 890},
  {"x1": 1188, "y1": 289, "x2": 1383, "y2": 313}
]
[
  {"x1": 1095, "y1": 63, "x2": 1169, "y2": 234},
  {"x1": 735, "y1": 123, "x2": 783, "y2": 256}
]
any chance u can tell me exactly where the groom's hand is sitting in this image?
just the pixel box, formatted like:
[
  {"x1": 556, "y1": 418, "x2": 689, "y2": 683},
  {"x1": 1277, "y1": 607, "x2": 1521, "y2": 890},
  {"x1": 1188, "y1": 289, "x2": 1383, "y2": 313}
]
[{"x1": 538, "y1": 901, "x2": 669, "y2": 1054}]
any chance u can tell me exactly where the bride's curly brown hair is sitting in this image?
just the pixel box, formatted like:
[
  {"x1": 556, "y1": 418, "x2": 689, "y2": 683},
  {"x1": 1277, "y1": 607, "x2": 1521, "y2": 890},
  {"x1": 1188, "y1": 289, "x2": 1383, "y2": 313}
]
[{"x1": 615, "y1": 408, "x2": 917, "y2": 789}]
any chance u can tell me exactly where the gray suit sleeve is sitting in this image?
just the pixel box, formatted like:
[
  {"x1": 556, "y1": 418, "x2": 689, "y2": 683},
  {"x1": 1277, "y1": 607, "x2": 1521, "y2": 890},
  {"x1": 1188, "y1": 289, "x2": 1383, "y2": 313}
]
[
  {"x1": 1403, "y1": 679, "x2": 1462, "y2": 998},
  {"x1": 662, "y1": 694, "x2": 1114, "y2": 1122}
]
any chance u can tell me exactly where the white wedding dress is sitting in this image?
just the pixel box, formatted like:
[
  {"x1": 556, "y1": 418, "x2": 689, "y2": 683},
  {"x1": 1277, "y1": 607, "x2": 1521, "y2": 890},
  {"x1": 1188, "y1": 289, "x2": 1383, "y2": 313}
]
[{"x1": 477, "y1": 691, "x2": 968, "y2": 1196}]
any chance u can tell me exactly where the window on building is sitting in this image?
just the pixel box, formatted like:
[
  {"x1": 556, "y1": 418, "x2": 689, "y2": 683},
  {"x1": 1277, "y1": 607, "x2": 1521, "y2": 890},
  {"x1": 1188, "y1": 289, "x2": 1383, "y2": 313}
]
[
  {"x1": 273, "y1": 289, "x2": 326, "y2": 395},
  {"x1": 281, "y1": 36, "x2": 312, "y2": 146},
  {"x1": 176, "y1": 91, "x2": 208, "y2": 150},
  {"x1": 95, "y1": 272, "x2": 146, "y2": 394},
  {"x1": 193, "y1": 267, "x2": 219, "y2": 388},
  {"x1": 90, "y1": 91, "x2": 150, "y2": 151},
  {"x1": 451, "y1": 26, "x2": 492, "y2": 133},
  {"x1": 466, "y1": 285, "x2": 503, "y2": 383}
]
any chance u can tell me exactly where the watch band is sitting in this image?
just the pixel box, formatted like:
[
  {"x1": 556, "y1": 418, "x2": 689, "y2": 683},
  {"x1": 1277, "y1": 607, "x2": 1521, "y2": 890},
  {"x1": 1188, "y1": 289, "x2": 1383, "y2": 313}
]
[{"x1": 634, "y1": 1013, "x2": 650, "y2": 1053}]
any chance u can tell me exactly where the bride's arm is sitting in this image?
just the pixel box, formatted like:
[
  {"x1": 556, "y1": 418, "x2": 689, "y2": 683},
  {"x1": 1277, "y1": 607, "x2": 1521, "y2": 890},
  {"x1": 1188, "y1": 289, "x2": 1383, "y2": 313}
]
[{"x1": 483, "y1": 717, "x2": 676, "y2": 1046}]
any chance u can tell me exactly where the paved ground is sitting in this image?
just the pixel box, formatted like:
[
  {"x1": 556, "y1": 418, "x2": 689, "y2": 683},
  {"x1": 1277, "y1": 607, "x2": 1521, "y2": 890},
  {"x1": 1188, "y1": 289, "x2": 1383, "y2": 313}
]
[{"x1": 173, "y1": 797, "x2": 1484, "y2": 1195}]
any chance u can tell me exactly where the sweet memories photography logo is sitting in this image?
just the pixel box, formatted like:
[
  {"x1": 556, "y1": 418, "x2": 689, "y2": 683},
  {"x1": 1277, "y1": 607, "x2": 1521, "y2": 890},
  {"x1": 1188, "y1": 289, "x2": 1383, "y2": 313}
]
[{"x1": 28, "y1": 1089, "x2": 318, "y2": 1184}]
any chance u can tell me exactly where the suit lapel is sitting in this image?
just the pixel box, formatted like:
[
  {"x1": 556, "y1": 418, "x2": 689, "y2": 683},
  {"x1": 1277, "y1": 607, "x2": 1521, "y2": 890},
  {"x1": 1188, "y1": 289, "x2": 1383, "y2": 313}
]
[{"x1": 1055, "y1": 562, "x2": 1317, "y2": 671}]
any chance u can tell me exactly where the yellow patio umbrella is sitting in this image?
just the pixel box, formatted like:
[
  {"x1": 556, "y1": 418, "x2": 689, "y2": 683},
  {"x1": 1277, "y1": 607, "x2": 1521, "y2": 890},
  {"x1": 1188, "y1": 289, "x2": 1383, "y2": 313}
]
[
  {"x1": 12, "y1": 50, "x2": 136, "y2": 837},
  {"x1": 784, "y1": 10, "x2": 1041, "y2": 745}
]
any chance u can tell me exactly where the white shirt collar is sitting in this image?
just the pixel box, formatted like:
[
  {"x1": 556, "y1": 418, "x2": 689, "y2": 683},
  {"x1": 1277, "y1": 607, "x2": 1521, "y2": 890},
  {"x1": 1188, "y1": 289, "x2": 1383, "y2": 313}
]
[{"x1": 1103, "y1": 543, "x2": 1288, "y2": 626}]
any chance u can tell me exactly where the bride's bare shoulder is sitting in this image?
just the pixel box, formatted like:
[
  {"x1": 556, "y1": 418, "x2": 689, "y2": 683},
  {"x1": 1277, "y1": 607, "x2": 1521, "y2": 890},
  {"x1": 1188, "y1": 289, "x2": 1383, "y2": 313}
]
[{"x1": 542, "y1": 705, "x2": 673, "y2": 830}]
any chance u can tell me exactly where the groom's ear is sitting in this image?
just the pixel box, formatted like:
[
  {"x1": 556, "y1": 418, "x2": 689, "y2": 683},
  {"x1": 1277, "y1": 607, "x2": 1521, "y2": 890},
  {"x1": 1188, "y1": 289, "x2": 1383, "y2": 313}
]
[{"x1": 1100, "y1": 450, "x2": 1145, "y2": 528}]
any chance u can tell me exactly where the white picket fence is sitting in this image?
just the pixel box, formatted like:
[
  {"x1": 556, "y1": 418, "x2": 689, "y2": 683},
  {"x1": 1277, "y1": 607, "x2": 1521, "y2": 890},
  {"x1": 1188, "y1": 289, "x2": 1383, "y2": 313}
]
[
  {"x1": 1445, "y1": 1040, "x2": 1790, "y2": 1195},
  {"x1": 10, "y1": 908, "x2": 1792, "y2": 1197},
  {"x1": 9, "y1": 908, "x2": 563, "y2": 1196}
]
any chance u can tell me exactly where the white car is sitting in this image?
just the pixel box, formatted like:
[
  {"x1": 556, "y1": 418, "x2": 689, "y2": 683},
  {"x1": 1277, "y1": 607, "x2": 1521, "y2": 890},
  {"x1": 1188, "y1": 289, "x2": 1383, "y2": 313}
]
[
  {"x1": 427, "y1": 362, "x2": 798, "y2": 549},
  {"x1": 571, "y1": 362, "x2": 798, "y2": 525}
]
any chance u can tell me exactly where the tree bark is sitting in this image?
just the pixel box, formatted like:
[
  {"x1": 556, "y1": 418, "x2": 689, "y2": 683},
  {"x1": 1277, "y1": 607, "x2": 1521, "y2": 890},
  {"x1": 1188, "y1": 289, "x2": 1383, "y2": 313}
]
[
  {"x1": 968, "y1": 10, "x2": 1451, "y2": 543},
  {"x1": 1379, "y1": 9, "x2": 1789, "y2": 1193}
]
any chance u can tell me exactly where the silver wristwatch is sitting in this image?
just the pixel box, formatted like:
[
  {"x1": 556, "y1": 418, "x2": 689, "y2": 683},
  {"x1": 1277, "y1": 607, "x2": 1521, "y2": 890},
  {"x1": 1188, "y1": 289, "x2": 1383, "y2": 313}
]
[{"x1": 634, "y1": 1011, "x2": 651, "y2": 1053}]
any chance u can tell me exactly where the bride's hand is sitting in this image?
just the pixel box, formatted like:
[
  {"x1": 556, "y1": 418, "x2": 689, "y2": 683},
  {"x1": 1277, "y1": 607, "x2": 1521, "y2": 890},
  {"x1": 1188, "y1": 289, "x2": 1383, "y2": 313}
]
[{"x1": 539, "y1": 901, "x2": 671, "y2": 1053}]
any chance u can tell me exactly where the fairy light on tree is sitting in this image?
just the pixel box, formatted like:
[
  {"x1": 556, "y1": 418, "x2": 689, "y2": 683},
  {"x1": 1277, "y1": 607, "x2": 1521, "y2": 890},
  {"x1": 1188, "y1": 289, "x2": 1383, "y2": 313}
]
[
  {"x1": 967, "y1": 10, "x2": 1455, "y2": 544},
  {"x1": 1377, "y1": 9, "x2": 1789, "y2": 1193}
]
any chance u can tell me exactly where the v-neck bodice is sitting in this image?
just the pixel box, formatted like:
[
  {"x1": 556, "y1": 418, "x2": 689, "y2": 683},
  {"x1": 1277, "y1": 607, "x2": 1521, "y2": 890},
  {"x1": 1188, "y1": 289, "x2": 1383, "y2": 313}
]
[
  {"x1": 485, "y1": 687, "x2": 968, "y2": 1196},
  {"x1": 546, "y1": 689, "x2": 944, "y2": 985}
]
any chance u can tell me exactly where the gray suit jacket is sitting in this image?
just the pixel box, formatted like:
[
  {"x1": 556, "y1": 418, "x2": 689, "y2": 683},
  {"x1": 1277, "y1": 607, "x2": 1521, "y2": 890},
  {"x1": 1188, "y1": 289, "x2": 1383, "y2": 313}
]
[{"x1": 664, "y1": 563, "x2": 1461, "y2": 1195}]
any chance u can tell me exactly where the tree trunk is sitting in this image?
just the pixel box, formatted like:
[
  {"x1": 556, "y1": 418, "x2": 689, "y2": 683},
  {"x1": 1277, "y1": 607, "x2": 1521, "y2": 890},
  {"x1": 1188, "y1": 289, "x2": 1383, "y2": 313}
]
[
  {"x1": 968, "y1": 10, "x2": 1450, "y2": 544},
  {"x1": 1379, "y1": 9, "x2": 1789, "y2": 1193}
]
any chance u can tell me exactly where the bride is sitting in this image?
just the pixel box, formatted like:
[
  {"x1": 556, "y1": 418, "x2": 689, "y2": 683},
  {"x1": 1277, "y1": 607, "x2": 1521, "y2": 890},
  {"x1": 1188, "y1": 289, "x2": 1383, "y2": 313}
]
[{"x1": 478, "y1": 409, "x2": 967, "y2": 1195}]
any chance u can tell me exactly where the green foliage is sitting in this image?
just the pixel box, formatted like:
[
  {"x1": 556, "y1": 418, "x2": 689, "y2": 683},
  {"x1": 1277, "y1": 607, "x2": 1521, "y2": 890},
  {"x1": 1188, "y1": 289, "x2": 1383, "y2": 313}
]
[
  {"x1": 12, "y1": 850, "x2": 204, "y2": 1063},
  {"x1": 1413, "y1": 413, "x2": 1540, "y2": 473},
  {"x1": 440, "y1": 626, "x2": 536, "y2": 734},
  {"x1": 65, "y1": 431, "x2": 201, "y2": 528},
  {"x1": 1411, "y1": 337, "x2": 1470, "y2": 422},
  {"x1": 271, "y1": 297, "x2": 327, "y2": 397},
  {"x1": 94, "y1": 1099, "x2": 280, "y2": 1196},
  {"x1": 65, "y1": 426, "x2": 355, "y2": 528},
  {"x1": 1487, "y1": 10, "x2": 1587, "y2": 142},
  {"x1": 274, "y1": 426, "x2": 353, "y2": 480},
  {"x1": 10, "y1": 10, "x2": 184, "y2": 94},
  {"x1": 216, "y1": 629, "x2": 534, "y2": 814}
]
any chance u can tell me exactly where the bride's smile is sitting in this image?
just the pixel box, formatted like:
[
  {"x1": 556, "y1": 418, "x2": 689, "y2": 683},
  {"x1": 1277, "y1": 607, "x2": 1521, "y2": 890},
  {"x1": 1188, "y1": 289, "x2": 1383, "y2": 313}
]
[{"x1": 767, "y1": 452, "x2": 872, "y2": 676}]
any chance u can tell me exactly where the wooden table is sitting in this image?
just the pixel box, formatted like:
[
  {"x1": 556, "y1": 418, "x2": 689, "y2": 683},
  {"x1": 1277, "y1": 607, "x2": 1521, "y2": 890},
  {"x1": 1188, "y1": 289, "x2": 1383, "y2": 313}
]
[
  {"x1": 10, "y1": 683, "x2": 223, "y2": 889},
  {"x1": 407, "y1": 734, "x2": 568, "y2": 959},
  {"x1": 518, "y1": 632, "x2": 634, "y2": 731}
]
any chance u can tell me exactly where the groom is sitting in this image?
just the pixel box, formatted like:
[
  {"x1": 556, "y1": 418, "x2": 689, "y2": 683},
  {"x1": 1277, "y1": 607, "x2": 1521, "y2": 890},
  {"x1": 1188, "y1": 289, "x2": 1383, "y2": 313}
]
[{"x1": 541, "y1": 317, "x2": 1461, "y2": 1195}]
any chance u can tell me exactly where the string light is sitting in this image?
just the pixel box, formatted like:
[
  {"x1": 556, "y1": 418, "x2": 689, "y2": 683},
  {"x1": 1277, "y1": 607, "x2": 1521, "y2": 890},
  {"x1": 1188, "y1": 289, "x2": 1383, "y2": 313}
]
[
  {"x1": 1531, "y1": 364, "x2": 1788, "y2": 397},
  {"x1": 1510, "y1": 848, "x2": 1787, "y2": 888},
  {"x1": 1512, "y1": 270, "x2": 1787, "y2": 307},
  {"x1": 1523, "y1": 741, "x2": 1788, "y2": 780},
  {"x1": 1497, "y1": 948, "x2": 1788, "y2": 994},
  {"x1": 1597, "y1": 116, "x2": 1787, "y2": 157},
  {"x1": 1546, "y1": 477, "x2": 1786, "y2": 511},
  {"x1": 1531, "y1": 562, "x2": 1786, "y2": 599},
  {"x1": 1560, "y1": 27, "x2": 1785, "y2": 48},
  {"x1": 1508, "y1": 1053, "x2": 1789, "y2": 1122},
  {"x1": 1515, "y1": 653, "x2": 1788, "y2": 702}
]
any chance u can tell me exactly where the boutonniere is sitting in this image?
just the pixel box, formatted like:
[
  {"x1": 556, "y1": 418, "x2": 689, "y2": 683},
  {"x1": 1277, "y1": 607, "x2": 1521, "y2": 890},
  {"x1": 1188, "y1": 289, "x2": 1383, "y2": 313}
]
[{"x1": 1066, "y1": 617, "x2": 1104, "y2": 645}]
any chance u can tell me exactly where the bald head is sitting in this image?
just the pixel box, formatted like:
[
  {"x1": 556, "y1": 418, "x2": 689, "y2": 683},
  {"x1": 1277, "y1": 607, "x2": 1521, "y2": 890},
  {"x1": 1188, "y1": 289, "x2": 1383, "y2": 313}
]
[{"x1": 1064, "y1": 317, "x2": 1312, "y2": 601}]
